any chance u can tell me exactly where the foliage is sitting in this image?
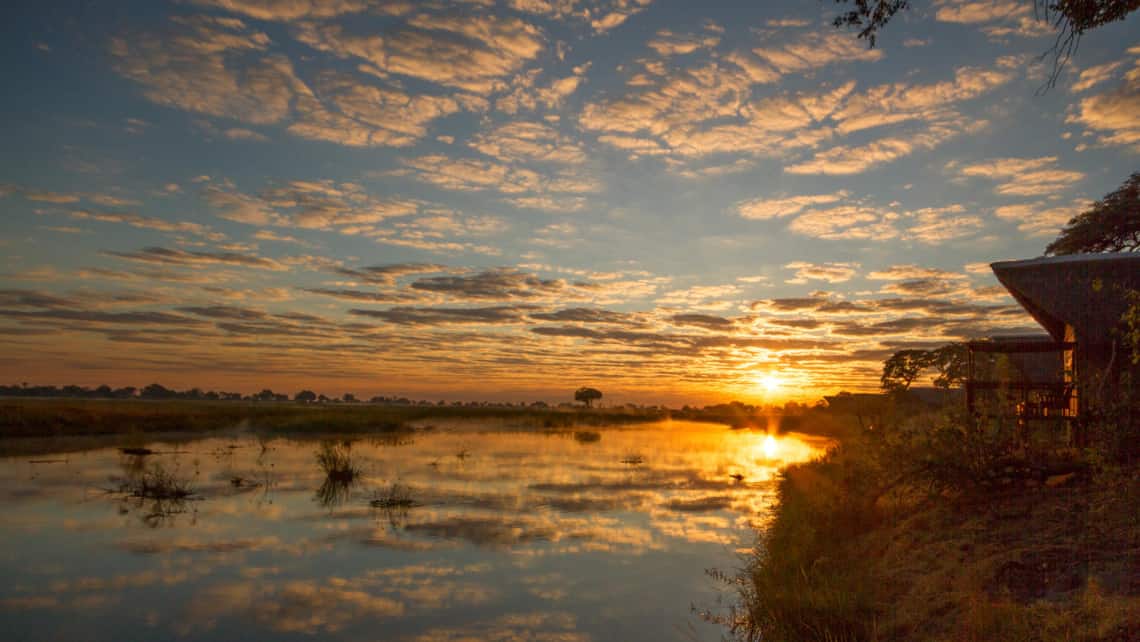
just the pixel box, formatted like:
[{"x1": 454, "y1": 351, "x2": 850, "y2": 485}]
[
  {"x1": 294, "y1": 390, "x2": 317, "y2": 402},
  {"x1": 880, "y1": 349, "x2": 936, "y2": 392},
  {"x1": 573, "y1": 386, "x2": 603, "y2": 408},
  {"x1": 880, "y1": 343, "x2": 966, "y2": 392},
  {"x1": 1124, "y1": 291, "x2": 1140, "y2": 365},
  {"x1": 1045, "y1": 172, "x2": 1140, "y2": 255}
]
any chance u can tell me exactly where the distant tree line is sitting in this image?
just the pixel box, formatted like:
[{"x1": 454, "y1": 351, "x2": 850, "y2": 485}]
[{"x1": 0, "y1": 383, "x2": 630, "y2": 409}]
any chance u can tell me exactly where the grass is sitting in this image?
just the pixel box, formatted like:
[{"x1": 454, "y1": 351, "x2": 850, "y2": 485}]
[
  {"x1": 0, "y1": 398, "x2": 667, "y2": 439},
  {"x1": 315, "y1": 440, "x2": 359, "y2": 481},
  {"x1": 718, "y1": 406, "x2": 1140, "y2": 641},
  {"x1": 121, "y1": 463, "x2": 195, "y2": 500}
]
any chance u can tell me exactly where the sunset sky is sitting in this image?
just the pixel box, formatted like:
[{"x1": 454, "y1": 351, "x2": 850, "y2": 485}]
[{"x1": 1, "y1": 0, "x2": 1137, "y2": 404}]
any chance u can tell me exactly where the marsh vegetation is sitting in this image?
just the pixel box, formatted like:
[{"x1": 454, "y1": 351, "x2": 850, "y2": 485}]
[{"x1": 717, "y1": 399, "x2": 1140, "y2": 641}]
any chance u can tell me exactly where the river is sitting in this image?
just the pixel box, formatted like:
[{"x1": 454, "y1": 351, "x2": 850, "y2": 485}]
[{"x1": 0, "y1": 420, "x2": 825, "y2": 641}]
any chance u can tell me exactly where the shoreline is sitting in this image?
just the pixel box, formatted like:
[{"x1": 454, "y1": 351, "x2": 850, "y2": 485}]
[{"x1": 727, "y1": 416, "x2": 1140, "y2": 641}]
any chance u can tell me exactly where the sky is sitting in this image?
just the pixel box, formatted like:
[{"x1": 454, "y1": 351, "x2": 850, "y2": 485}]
[{"x1": 0, "y1": 0, "x2": 1137, "y2": 405}]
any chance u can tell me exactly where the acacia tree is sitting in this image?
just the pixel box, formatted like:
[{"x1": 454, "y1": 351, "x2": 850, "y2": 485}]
[
  {"x1": 1045, "y1": 172, "x2": 1140, "y2": 255},
  {"x1": 881, "y1": 343, "x2": 968, "y2": 392},
  {"x1": 880, "y1": 350, "x2": 936, "y2": 392},
  {"x1": 831, "y1": 1, "x2": 1139, "y2": 86},
  {"x1": 574, "y1": 387, "x2": 603, "y2": 408}
]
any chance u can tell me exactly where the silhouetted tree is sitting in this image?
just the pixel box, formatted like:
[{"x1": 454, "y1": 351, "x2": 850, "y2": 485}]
[
  {"x1": 882, "y1": 343, "x2": 968, "y2": 392},
  {"x1": 295, "y1": 390, "x2": 317, "y2": 403},
  {"x1": 931, "y1": 343, "x2": 968, "y2": 390},
  {"x1": 881, "y1": 350, "x2": 937, "y2": 392},
  {"x1": 343, "y1": 393, "x2": 357, "y2": 403},
  {"x1": 140, "y1": 383, "x2": 175, "y2": 399},
  {"x1": 574, "y1": 387, "x2": 603, "y2": 408},
  {"x1": 831, "y1": 1, "x2": 1139, "y2": 86},
  {"x1": 1045, "y1": 172, "x2": 1140, "y2": 255},
  {"x1": 253, "y1": 389, "x2": 276, "y2": 402}
]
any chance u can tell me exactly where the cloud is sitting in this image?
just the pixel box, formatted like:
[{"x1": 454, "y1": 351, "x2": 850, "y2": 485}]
[
  {"x1": 786, "y1": 117, "x2": 981, "y2": 175},
  {"x1": 668, "y1": 313, "x2": 735, "y2": 330},
  {"x1": 408, "y1": 268, "x2": 582, "y2": 302},
  {"x1": 993, "y1": 201, "x2": 1087, "y2": 237},
  {"x1": 1071, "y1": 60, "x2": 1126, "y2": 93},
  {"x1": 350, "y1": 305, "x2": 537, "y2": 325},
  {"x1": 784, "y1": 261, "x2": 859, "y2": 284},
  {"x1": 751, "y1": 32, "x2": 883, "y2": 75},
  {"x1": 204, "y1": 179, "x2": 418, "y2": 229},
  {"x1": 293, "y1": 13, "x2": 545, "y2": 95},
  {"x1": 1066, "y1": 65, "x2": 1140, "y2": 149},
  {"x1": 333, "y1": 263, "x2": 449, "y2": 286},
  {"x1": 289, "y1": 71, "x2": 464, "y2": 148},
  {"x1": 787, "y1": 205, "x2": 899, "y2": 241},
  {"x1": 109, "y1": 16, "x2": 301, "y2": 125},
  {"x1": 495, "y1": 66, "x2": 589, "y2": 114},
  {"x1": 191, "y1": 0, "x2": 372, "y2": 21},
  {"x1": 469, "y1": 122, "x2": 587, "y2": 164},
  {"x1": 104, "y1": 246, "x2": 287, "y2": 271},
  {"x1": 589, "y1": 0, "x2": 654, "y2": 32},
  {"x1": 934, "y1": 0, "x2": 1053, "y2": 38},
  {"x1": 955, "y1": 156, "x2": 1085, "y2": 196},
  {"x1": 529, "y1": 307, "x2": 639, "y2": 324},
  {"x1": 902, "y1": 205, "x2": 983, "y2": 244},
  {"x1": 866, "y1": 265, "x2": 966, "y2": 281},
  {"x1": 646, "y1": 29, "x2": 719, "y2": 56},
  {"x1": 397, "y1": 154, "x2": 599, "y2": 211},
  {"x1": 737, "y1": 191, "x2": 848, "y2": 220},
  {"x1": 67, "y1": 210, "x2": 224, "y2": 241},
  {"x1": 833, "y1": 64, "x2": 1013, "y2": 135},
  {"x1": 581, "y1": 34, "x2": 879, "y2": 163},
  {"x1": 656, "y1": 284, "x2": 740, "y2": 311},
  {"x1": 111, "y1": 16, "x2": 462, "y2": 148}
]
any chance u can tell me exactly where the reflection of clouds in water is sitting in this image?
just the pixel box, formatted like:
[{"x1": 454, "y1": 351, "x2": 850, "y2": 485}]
[
  {"x1": 178, "y1": 579, "x2": 406, "y2": 635},
  {"x1": 650, "y1": 509, "x2": 735, "y2": 545},
  {"x1": 177, "y1": 564, "x2": 500, "y2": 634},
  {"x1": 411, "y1": 611, "x2": 588, "y2": 642},
  {"x1": 0, "y1": 424, "x2": 826, "y2": 640}
]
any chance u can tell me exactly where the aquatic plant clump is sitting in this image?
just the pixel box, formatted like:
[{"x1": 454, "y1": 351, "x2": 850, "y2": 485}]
[
  {"x1": 127, "y1": 464, "x2": 195, "y2": 500},
  {"x1": 316, "y1": 441, "x2": 360, "y2": 482}
]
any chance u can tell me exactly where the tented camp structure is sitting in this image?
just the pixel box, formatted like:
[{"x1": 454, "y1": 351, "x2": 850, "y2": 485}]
[{"x1": 966, "y1": 252, "x2": 1140, "y2": 437}]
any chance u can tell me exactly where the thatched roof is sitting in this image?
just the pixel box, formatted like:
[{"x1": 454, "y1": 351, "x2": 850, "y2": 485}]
[{"x1": 990, "y1": 253, "x2": 1140, "y2": 343}]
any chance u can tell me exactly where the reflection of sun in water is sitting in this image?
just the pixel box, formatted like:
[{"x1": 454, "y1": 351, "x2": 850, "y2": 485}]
[{"x1": 762, "y1": 434, "x2": 779, "y2": 458}]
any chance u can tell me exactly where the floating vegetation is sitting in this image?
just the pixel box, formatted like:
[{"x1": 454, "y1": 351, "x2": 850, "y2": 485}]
[
  {"x1": 119, "y1": 447, "x2": 154, "y2": 456},
  {"x1": 620, "y1": 455, "x2": 644, "y2": 465},
  {"x1": 729, "y1": 473, "x2": 745, "y2": 482},
  {"x1": 370, "y1": 482, "x2": 416, "y2": 509},
  {"x1": 573, "y1": 431, "x2": 601, "y2": 444}
]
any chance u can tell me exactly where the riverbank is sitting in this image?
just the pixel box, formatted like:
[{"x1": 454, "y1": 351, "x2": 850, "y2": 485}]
[
  {"x1": 729, "y1": 411, "x2": 1140, "y2": 641},
  {"x1": 0, "y1": 398, "x2": 668, "y2": 438}
]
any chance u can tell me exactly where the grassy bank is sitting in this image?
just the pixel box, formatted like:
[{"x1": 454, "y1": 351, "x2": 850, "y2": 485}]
[
  {"x1": 725, "y1": 407, "x2": 1140, "y2": 641},
  {"x1": 0, "y1": 398, "x2": 668, "y2": 439}
]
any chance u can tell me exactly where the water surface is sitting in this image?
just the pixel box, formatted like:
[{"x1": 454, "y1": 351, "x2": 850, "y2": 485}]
[{"x1": 0, "y1": 420, "x2": 824, "y2": 641}]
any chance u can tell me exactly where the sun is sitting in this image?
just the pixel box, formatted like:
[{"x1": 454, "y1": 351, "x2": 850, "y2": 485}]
[{"x1": 757, "y1": 374, "x2": 782, "y2": 394}]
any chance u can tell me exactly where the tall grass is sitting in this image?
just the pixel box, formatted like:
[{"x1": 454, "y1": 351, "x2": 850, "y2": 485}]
[{"x1": 0, "y1": 399, "x2": 666, "y2": 438}]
